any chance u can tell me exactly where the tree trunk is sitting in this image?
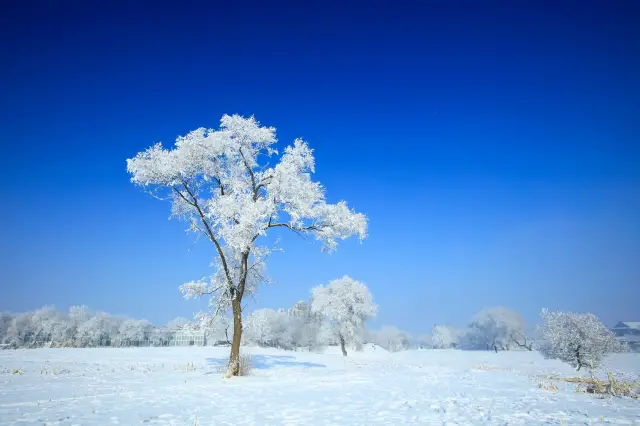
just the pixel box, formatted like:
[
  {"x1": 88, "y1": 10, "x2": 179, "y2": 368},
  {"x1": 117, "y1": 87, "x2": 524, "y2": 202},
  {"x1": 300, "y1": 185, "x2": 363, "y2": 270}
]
[
  {"x1": 227, "y1": 298, "x2": 243, "y2": 377},
  {"x1": 339, "y1": 334, "x2": 347, "y2": 356},
  {"x1": 224, "y1": 326, "x2": 231, "y2": 345},
  {"x1": 227, "y1": 251, "x2": 249, "y2": 377},
  {"x1": 575, "y1": 345, "x2": 583, "y2": 371}
]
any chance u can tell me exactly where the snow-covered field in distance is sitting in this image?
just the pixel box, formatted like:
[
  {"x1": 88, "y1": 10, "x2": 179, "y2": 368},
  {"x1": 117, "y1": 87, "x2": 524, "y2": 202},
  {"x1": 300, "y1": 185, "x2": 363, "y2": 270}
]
[{"x1": 0, "y1": 346, "x2": 638, "y2": 425}]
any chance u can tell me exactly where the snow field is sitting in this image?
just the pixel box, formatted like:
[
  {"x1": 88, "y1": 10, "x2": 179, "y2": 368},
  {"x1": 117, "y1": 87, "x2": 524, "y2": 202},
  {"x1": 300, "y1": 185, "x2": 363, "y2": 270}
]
[{"x1": 0, "y1": 346, "x2": 638, "y2": 425}]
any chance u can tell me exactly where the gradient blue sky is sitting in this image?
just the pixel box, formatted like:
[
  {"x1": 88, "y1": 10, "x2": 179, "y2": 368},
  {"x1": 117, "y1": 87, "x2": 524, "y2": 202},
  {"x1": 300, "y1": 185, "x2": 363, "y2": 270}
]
[{"x1": 1, "y1": 1, "x2": 638, "y2": 334}]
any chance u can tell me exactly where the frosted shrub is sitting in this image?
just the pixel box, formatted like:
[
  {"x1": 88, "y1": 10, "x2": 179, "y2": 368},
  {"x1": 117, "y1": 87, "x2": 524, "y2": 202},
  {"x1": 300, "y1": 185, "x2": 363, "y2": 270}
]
[{"x1": 538, "y1": 309, "x2": 623, "y2": 371}]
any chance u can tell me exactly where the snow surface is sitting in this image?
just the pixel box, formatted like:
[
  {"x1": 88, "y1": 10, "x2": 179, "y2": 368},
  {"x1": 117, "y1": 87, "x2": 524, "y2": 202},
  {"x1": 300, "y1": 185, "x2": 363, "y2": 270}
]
[{"x1": 1, "y1": 346, "x2": 638, "y2": 425}]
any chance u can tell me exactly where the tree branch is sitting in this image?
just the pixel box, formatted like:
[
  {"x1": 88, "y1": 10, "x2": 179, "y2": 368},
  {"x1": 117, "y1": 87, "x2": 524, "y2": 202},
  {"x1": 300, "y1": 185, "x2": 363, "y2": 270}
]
[
  {"x1": 237, "y1": 251, "x2": 250, "y2": 301},
  {"x1": 268, "y1": 222, "x2": 321, "y2": 233},
  {"x1": 512, "y1": 334, "x2": 533, "y2": 351},
  {"x1": 254, "y1": 174, "x2": 273, "y2": 195},
  {"x1": 212, "y1": 176, "x2": 225, "y2": 196},
  {"x1": 172, "y1": 187, "x2": 196, "y2": 207},
  {"x1": 239, "y1": 148, "x2": 261, "y2": 201},
  {"x1": 179, "y1": 182, "x2": 235, "y2": 289}
]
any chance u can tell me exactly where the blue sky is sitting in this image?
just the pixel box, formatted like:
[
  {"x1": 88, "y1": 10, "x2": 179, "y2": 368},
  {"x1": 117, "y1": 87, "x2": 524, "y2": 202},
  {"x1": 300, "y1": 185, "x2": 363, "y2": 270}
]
[{"x1": 1, "y1": 1, "x2": 638, "y2": 334}]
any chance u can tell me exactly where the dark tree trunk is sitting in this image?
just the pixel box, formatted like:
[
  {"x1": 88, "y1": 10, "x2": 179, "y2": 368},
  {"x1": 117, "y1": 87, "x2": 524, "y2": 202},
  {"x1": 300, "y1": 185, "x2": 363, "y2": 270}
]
[
  {"x1": 227, "y1": 251, "x2": 250, "y2": 377},
  {"x1": 339, "y1": 334, "x2": 347, "y2": 356},
  {"x1": 228, "y1": 298, "x2": 243, "y2": 376},
  {"x1": 575, "y1": 345, "x2": 583, "y2": 371}
]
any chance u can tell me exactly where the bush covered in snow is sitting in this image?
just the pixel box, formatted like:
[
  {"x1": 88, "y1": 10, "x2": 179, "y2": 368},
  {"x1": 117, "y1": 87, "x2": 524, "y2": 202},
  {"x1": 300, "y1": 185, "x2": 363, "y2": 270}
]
[{"x1": 537, "y1": 309, "x2": 625, "y2": 371}]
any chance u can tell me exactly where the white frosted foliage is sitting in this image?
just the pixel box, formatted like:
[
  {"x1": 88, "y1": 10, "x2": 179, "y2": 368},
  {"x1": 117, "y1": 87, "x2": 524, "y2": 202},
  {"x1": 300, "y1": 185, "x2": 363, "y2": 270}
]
[
  {"x1": 538, "y1": 309, "x2": 624, "y2": 370},
  {"x1": 432, "y1": 325, "x2": 457, "y2": 349},
  {"x1": 126, "y1": 115, "x2": 368, "y2": 324},
  {"x1": 469, "y1": 307, "x2": 526, "y2": 350},
  {"x1": 310, "y1": 276, "x2": 377, "y2": 354}
]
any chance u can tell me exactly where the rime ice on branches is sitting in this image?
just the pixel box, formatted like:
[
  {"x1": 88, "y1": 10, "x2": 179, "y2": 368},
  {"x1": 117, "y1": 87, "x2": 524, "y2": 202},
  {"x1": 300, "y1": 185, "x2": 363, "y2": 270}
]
[{"x1": 126, "y1": 115, "x2": 367, "y2": 376}]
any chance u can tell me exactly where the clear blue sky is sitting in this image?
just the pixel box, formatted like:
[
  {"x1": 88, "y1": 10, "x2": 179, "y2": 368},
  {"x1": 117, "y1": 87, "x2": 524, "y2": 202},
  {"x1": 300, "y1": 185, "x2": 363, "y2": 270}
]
[{"x1": 1, "y1": 1, "x2": 638, "y2": 334}]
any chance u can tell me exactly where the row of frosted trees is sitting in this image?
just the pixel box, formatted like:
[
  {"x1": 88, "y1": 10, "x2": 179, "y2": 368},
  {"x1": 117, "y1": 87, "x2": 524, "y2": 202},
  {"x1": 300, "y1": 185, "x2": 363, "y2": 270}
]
[
  {"x1": 1, "y1": 302, "x2": 628, "y2": 370},
  {"x1": 0, "y1": 306, "x2": 191, "y2": 349}
]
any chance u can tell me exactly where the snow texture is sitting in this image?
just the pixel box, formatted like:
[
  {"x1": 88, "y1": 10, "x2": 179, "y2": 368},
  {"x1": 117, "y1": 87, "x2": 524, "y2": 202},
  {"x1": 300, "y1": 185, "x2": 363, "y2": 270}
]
[{"x1": 1, "y1": 347, "x2": 638, "y2": 425}]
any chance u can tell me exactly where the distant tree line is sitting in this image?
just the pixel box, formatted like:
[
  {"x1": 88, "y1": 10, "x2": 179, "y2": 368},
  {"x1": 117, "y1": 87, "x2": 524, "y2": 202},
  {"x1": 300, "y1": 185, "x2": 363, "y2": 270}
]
[
  {"x1": 0, "y1": 306, "x2": 196, "y2": 349},
  {"x1": 1, "y1": 299, "x2": 628, "y2": 370}
]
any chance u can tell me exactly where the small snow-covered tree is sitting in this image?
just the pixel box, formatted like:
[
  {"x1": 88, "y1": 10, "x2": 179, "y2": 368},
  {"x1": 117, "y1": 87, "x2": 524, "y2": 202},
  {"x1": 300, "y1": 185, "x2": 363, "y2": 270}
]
[
  {"x1": 372, "y1": 326, "x2": 412, "y2": 352},
  {"x1": 127, "y1": 115, "x2": 367, "y2": 376},
  {"x1": 245, "y1": 308, "x2": 277, "y2": 347},
  {"x1": 310, "y1": 276, "x2": 377, "y2": 356},
  {"x1": 468, "y1": 307, "x2": 526, "y2": 351},
  {"x1": 538, "y1": 309, "x2": 623, "y2": 371},
  {"x1": 431, "y1": 325, "x2": 457, "y2": 349}
]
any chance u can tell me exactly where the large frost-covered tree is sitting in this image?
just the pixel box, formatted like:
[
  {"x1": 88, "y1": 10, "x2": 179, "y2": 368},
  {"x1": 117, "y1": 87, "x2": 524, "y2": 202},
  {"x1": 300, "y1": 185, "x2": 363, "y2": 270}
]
[
  {"x1": 126, "y1": 115, "x2": 367, "y2": 376},
  {"x1": 538, "y1": 309, "x2": 623, "y2": 371},
  {"x1": 310, "y1": 276, "x2": 377, "y2": 356}
]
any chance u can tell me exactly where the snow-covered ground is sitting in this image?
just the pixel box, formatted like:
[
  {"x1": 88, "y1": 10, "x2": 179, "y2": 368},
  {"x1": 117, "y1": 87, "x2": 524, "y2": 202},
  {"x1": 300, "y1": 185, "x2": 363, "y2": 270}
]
[{"x1": 0, "y1": 346, "x2": 638, "y2": 425}]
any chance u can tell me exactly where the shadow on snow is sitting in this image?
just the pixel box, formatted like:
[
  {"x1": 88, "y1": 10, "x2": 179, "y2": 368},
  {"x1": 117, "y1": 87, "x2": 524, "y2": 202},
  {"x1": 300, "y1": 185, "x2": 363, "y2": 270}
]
[{"x1": 205, "y1": 354, "x2": 326, "y2": 370}]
